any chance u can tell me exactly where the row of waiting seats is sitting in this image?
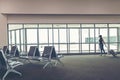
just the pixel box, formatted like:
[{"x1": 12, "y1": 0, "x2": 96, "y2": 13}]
[
  {"x1": 0, "y1": 46, "x2": 64, "y2": 80},
  {"x1": 0, "y1": 49, "x2": 23, "y2": 80}
]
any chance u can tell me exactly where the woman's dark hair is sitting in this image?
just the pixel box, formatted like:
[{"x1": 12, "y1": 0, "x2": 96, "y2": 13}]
[{"x1": 99, "y1": 35, "x2": 102, "y2": 38}]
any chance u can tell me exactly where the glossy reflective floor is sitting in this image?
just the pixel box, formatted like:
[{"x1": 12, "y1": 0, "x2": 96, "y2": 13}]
[{"x1": 5, "y1": 54, "x2": 120, "y2": 80}]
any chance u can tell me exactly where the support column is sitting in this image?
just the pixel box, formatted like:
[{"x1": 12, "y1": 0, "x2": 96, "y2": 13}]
[{"x1": 0, "y1": 13, "x2": 7, "y2": 48}]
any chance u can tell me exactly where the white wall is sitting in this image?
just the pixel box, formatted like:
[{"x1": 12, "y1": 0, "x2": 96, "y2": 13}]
[
  {"x1": 0, "y1": 14, "x2": 7, "y2": 47},
  {"x1": 7, "y1": 14, "x2": 120, "y2": 23},
  {"x1": 0, "y1": 1, "x2": 7, "y2": 47},
  {"x1": 1, "y1": 0, "x2": 120, "y2": 14},
  {"x1": 1, "y1": 0, "x2": 120, "y2": 47}
]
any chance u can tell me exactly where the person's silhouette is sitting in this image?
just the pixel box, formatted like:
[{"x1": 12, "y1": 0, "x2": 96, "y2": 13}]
[{"x1": 99, "y1": 35, "x2": 106, "y2": 56}]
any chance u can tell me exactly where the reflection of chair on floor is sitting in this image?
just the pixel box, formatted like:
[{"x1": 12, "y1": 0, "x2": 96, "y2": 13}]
[
  {"x1": 0, "y1": 50, "x2": 23, "y2": 80},
  {"x1": 20, "y1": 46, "x2": 40, "y2": 62},
  {"x1": 2, "y1": 46, "x2": 9, "y2": 55},
  {"x1": 41, "y1": 46, "x2": 64, "y2": 69}
]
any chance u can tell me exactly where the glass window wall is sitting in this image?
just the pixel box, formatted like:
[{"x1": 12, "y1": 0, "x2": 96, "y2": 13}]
[{"x1": 8, "y1": 23, "x2": 120, "y2": 54}]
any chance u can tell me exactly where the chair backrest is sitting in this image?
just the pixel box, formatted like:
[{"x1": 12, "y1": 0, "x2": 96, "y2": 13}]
[
  {"x1": 42, "y1": 46, "x2": 57, "y2": 59},
  {"x1": 51, "y1": 47, "x2": 57, "y2": 58},
  {"x1": 10, "y1": 46, "x2": 19, "y2": 57},
  {"x1": 35, "y1": 47, "x2": 40, "y2": 57},
  {"x1": 3, "y1": 46, "x2": 9, "y2": 55},
  {"x1": 28, "y1": 46, "x2": 40, "y2": 57},
  {"x1": 0, "y1": 50, "x2": 7, "y2": 69}
]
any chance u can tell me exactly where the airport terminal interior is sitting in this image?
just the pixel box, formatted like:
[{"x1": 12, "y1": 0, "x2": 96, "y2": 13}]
[{"x1": 0, "y1": 0, "x2": 120, "y2": 80}]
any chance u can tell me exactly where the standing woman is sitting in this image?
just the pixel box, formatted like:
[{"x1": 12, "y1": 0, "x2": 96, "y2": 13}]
[{"x1": 99, "y1": 35, "x2": 106, "y2": 56}]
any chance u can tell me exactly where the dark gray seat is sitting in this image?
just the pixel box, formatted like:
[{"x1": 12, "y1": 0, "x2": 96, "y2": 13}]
[
  {"x1": 6, "y1": 46, "x2": 20, "y2": 61},
  {"x1": 10, "y1": 46, "x2": 19, "y2": 57},
  {"x1": 2, "y1": 46, "x2": 9, "y2": 55},
  {"x1": 0, "y1": 50, "x2": 23, "y2": 80},
  {"x1": 6, "y1": 46, "x2": 19, "y2": 58},
  {"x1": 20, "y1": 46, "x2": 40, "y2": 62},
  {"x1": 41, "y1": 46, "x2": 64, "y2": 69}
]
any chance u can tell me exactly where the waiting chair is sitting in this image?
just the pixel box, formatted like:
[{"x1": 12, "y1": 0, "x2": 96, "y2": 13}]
[
  {"x1": 6, "y1": 46, "x2": 19, "y2": 58},
  {"x1": 20, "y1": 46, "x2": 40, "y2": 62},
  {"x1": 41, "y1": 46, "x2": 64, "y2": 69},
  {"x1": 6, "y1": 46, "x2": 20, "y2": 61},
  {"x1": 0, "y1": 50, "x2": 23, "y2": 80},
  {"x1": 2, "y1": 46, "x2": 9, "y2": 55},
  {"x1": 9, "y1": 46, "x2": 19, "y2": 57}
]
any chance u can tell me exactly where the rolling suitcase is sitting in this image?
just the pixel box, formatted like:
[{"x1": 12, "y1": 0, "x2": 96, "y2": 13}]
[{"x1": 108, "y1": 49, "x2": 117, "y2": 57}]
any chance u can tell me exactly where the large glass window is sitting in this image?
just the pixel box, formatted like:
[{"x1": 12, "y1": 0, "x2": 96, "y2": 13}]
[
  {"x1": 54, "y1": 29, "x2": 59, "y2": 43},
  {"x1": 39, "y1": 29, "x2": 48, "y2": 43},
  {"x1": 26, "y1": 29, "x2": 37, "y2": 44},
  {"x1": 95, "y1": 28, "x2": 100, "y2": 52},
  {"x1": 89, "y1": 29, "x2": 95, "y2": 52},
  {"x1": 82, "y1": 29, "x2": 89, "y2": 53},
  {"x1": 48, "y1": 29, "x2": 53, "y2": 44},
  {"x1": 109, "y1": 28, "x2": 117, "y2": 51},
  {"x1": 16, "y1": 30, "x2": 20, "y2": 44},
  {"x1": 59, "y1": 29, "x2": 67, "y2": 53},
  {"x1": 59, "y1": 29, "x2": 67, "y2": 43},
  {"x1": 99, "y1": 28, "x2": 108, "y2": 51},
  {"x1": 69, "y1": 29, "x2": 79, "y2": 53},
  {"x1": 8, "y1": 23, "x2": 120, "y2": 54},
  {"x1": 11, "y1": 31, "x2": 15, "y2": 44}
]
